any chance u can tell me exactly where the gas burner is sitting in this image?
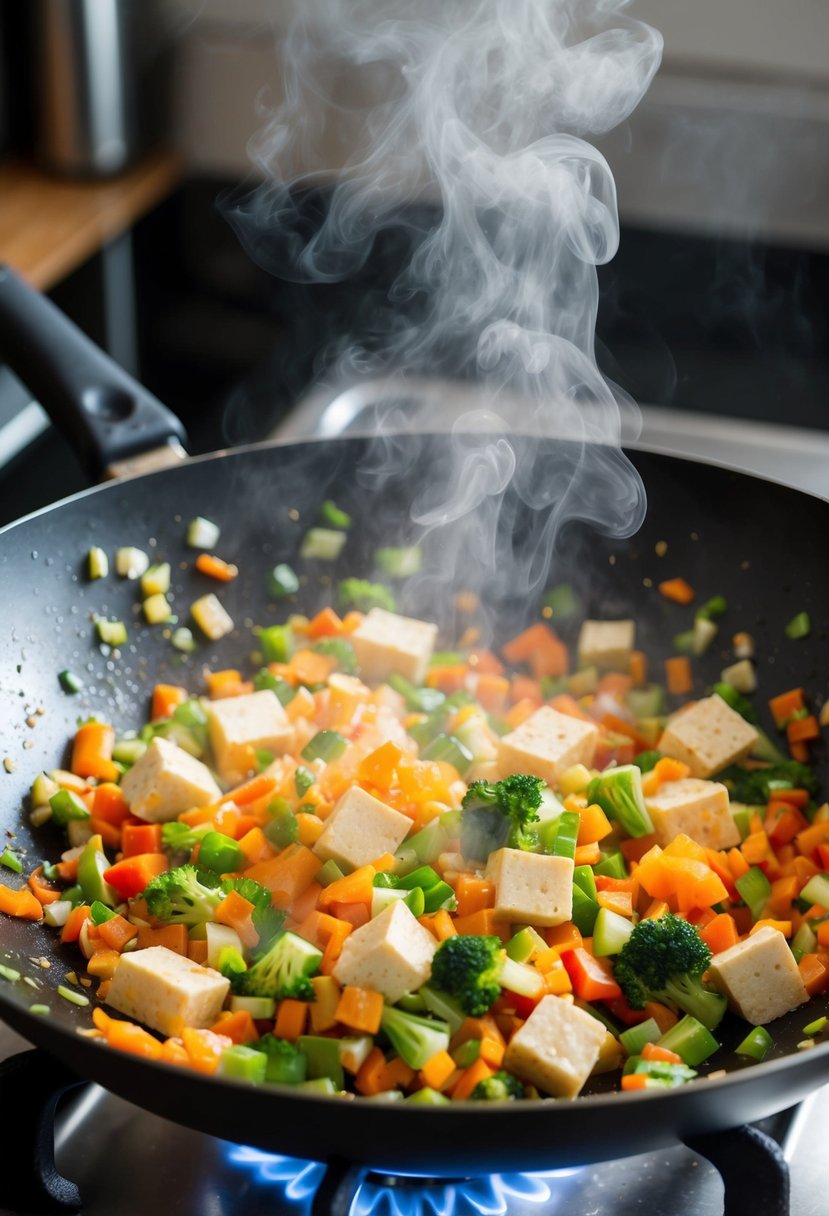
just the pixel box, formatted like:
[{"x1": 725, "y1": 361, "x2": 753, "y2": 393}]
[{"x1": 226, "y1": 1145, "x2": 582, "y2": 1216}]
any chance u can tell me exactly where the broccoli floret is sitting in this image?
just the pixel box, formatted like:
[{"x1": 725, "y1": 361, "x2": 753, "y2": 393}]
[
  {"x1": 470, "y1": 1070, "x2": 525, "y2": 1101},
  {"x1": 460, "y1": 774, "x2": 544, "y2": 858},
  {"x1": 379, "y1": 1005, "x2": 451, "y2": 1069},
  {"x1": 235, "y1": 930, "x2": 322, "y2": 1000},
  {"x1": 250, "y1": 1033, "x2": 308, "y2": 1084},
  {"x1": 221, "y1": 876, "x2": 285, "y2": 947},
  {"x1": 587, "y1": 765, "x2": 654, "y2": 839},
  {"x1": 143, "y1": 864, "x2": 223, "y2": 927},
  {"x1": 721, "y1": 761, "x2": 817, "y2": 806},
  {"x1": 430, "y1": 934, "x2": 504, "y2": 1017},
  {"x1": 337, "y1": 578, "x2": 397, "y2": 613},
  {"x1": 160, "y1": 821, "x2": 213, "y2": 856},
  {"x1": 614, "y1": 914, "x2": 727, "y2": 1031}
]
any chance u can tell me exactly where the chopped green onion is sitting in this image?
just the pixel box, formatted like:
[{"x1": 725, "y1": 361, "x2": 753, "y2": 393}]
[
  {"x1": 87, "y1": 546, "x2": 109, "y2": 580},
  {"x1": 57, "y1": 984, "x2": 89, "y2": 1007},
  {"x1": 619, "y1": 1018, "x2": 661, "y2": 1056},
  {"x1": 294, "y1": 767, "x2": 315, "y2": 798},
  {"x1": 301, "y1": 730, "x2": 348, "y2": 764},
  {"x1": 191, "y1": 593, "x2": 233, "y2": 640},
  {"x1": 29, "y1": 1004, "x2": 50, "y2": 1015},
  {"x1": 735, "y1": 866, "x2": 772, "y2": 921},
  {"x1": 803, "y1": 1015, "x2": 827, "y2": 1036},
  {"x1": 542, "y1": 583, "x2": 581, "y2": 621},
  {"x1": 785, "y1": 612, "x2": 811, "y2": 640},
  {"x1": 115, "y1": 546, "x2": 149, "y2": 579},
  {"x1": 141, "y1": 562, "x2": 171, "y2": 598},
  {"x1": 319, "y1": 500, "x2": 352, "y2": 530},
  {"x1": 696, "y1": 595, "x2": 728, "y2": 621},
  {"x1": 58, "y1": 669, "x2": 83, "y2": 694},
  {"x1": 95, "y1": 617, "x2": 128, "y2": 647},
  {"x1": 735, "y1": 1026, "x2": 773, "y2": 1062},
  {"x1": 171, "y1": 626, "x2": 197, "y2": 653},
  {"x1": 0, "y1": 963, "x2": 21, "y2": 982},
  {"x1": 0, "y1": 848, "x2": 23, "y2": 874},
  {"x1": 187, "y1": 517, "x2": 221, "y2": 549},
  {"x1": 375, "y1": 546, "x2": 423, "y2": 578},
  {"x1": 265, "y1": 563, "x2": 300, "y2": 599},
  {"x1": 300, "y1": 528, "x2": 347, "y2": 562},
  {"x1": 316, "y1": 859, "x2": 345, "y2": 887}
]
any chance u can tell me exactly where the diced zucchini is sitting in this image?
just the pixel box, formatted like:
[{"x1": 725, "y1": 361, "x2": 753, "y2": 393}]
[
  {"x1": 87, "y1": 546, "x2": 109, "y2": 580},
  {"x1": 191, "y1": 593, "x2": 233, "y2": 640},
  {"x1": 187, "y1": 517, "x2": 221, "y2": 549},
  {"x1": 141, "y1": 562, "x2": 171, "y2": 597},
  {"x1": 171, "y1": 626, "x2": 197, "y2": 653},
  {"x1": 96, "y1": 618, "x2": 128, "y2": 647},
  {"x1": 115, "y1": 547, "x2": 149, "y2": 579},
  {"x1": 299, "y1": 528, "x2": 347, "y2": 562},
  {"x1": 143, "y1": 593, "x2": 173, "y2": 625}
]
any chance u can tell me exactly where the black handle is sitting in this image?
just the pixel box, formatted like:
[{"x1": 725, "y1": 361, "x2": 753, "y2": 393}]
[{"x1": 0, "y1": 264, "x2": 187, "y2": 480}]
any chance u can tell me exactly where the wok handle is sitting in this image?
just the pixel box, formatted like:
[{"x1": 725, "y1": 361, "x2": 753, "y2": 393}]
[{"x1": 0, "y1": 264, "x2": 187, "y2": 480}]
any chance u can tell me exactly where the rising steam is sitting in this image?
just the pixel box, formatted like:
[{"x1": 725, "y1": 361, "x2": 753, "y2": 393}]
[{"x1": 226, "y1": 0, "x2": 662, "y2": 615}]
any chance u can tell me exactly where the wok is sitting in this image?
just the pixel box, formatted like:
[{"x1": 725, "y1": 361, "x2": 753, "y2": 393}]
[{"x1": 0, "y1": 264, "x2": 827, "y2": 1180}]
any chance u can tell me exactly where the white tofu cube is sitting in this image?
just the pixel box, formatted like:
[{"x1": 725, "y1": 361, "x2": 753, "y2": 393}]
[
  {"x1": 350, "y1": 608, "x2": 438, "y2": 685},
  {"x1": 120, "y1": 736, "x2": 222, "y2": 823},
  {"x1": 707, "y1": 926, "x2": 809, "y2": 1025},
  {"x1": 332, "y1": 899, "x2": 436, "y2": 1003},
  {"x1": 658, "y1": 694, "x2": 758, "y2": 778},
  {"x1": 577, "y1": 619, "x2": 635, "y2": 672},
  {"x1": 314, "y1": 785, "x2": 412, "y2": 869},
  {"x1": 497, "y1": 706, "x2": 598, "y2": 786},
  {"x1": 504, "y1": 995, "x2": 606, "y2": 1098},
  {"x1": 106, "y1": 945, "x2": 230, "y2": 1037},
  {"x1": 486, "y1": 848, "x2": 574, "y2": 926},
  {"x1": 644, "y1": 777, "x2": 741, "y2": 851},
  {"x1": 206, "y1": 690, "x2": 294, "y2": 785}
]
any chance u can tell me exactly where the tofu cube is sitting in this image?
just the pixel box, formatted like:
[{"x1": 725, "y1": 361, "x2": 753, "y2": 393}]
[
  {"x1": 644, "y1": 777, "x2": 741, "y2": 851},
  {"x1": 314, "y1": 785, "x2": 412, "y2": 869},
  {"x1": 486, "y1": 848, "x2": 574, "y2": 926},
  {"x1": 504, "y1": 995, "x2": 606, "y2": 1098},
  {"x1": 106, "y1": 945, "x2": 230, "y2": 1037},
  {"x1": 206, "y1": 690, "x2": 294, "y2": 785},
  {"x1": 120, "y1": 736, "x2": 222, "y2": 823},
  {"x1": 497, "y1": 706, "x2": 598, "y2": 785},
  {"x1": 577, "y1": 619, "x2": 635, "y2": 672},
  {"x1": 658, "y1": 694, "x2": 758, "y2": 778},
  {"x1": 707, "y1": 926, "x2": 809, "y2": 1025},
  {"x1": 350, "y1": 608, "x2": 438, "y2": 685},
  {"x1": 332, "y1": 899, "x2": 436, "y2": 1003}
]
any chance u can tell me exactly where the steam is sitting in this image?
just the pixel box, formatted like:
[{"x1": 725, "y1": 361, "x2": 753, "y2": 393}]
[{"x1": 226, "y1": 0, "x2": 662, "y2": 616}]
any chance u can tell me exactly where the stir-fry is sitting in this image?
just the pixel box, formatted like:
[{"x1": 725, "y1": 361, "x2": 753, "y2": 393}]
[{"x1": 2, "y1": 520, "x2": 828, "y2": 1104}]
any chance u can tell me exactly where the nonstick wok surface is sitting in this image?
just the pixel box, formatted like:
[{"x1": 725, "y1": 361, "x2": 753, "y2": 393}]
[{"x1": 0, "y1": 434, "x2": 827, "y2": 1173}]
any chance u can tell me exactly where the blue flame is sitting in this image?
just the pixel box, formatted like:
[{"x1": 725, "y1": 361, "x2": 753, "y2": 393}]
[{"x1": 226, "y1": 1145, "x2": 581, "y2": 1215}]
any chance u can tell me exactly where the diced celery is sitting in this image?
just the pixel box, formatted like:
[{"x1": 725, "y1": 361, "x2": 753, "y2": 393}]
[
  {"x1": 300, "y1": 528, "x2": 347, "y2": 562},
  {"x1": 143, "y1": 593, "x2": 172, "y2": 625},
  {"x1": 205, "y1": 923, "x2": 244, "y2": 970},
  {"x1": 568, "y1": 667, "x2": 598, "y2": 697},
  {"x1": 692, "y1": 617, "x2": 718, "y2": 657},
  {"x1": 87, "y1": 546, "x2": 109, "y2": 580},
  {"x1": 405, "y1": 1087, "x2": 451, "y2": 1105},
  {"x1": 696, "y1": 595, "x2": 728, "y2": 621},
  {"x1": 573, "y1": 865, "x2": 598, "y2": 902},
  {"x1": 658, "y1": 1015, "x2": 719, "y2": 1066},
  {"x1": 800, "y1": 873, "x2": 829, "y2": 910},
  {"x1": 319, "y1": 499, "x2": 352, "y2": 529},
  {"x1": 803, "y1": 1015, "x2": 828, "y2": 1037},
  {"x1": 550, "y1": 811, "x2": 580, "y2": 860},
  {"x1": 141, "y1": 562, "x2": 171, "y2": 597},
  {"x1": 730, "y1": 804, "x2": 752, "y2": 842},
  {"x1": 626, "y1": 685, "x2": 665, "y2": 718},
  {"x1": 187, "y1": 517, "x2": 221, "y2": 549},
  {"x1": 506, "y1": 926, "x2": 547, "y2": 964},
  {"x1": 49, "y1": 789, "x2": 91, "y2": 827},
  {"x1": 498, "y1": 957, "x2": 544, "y2": 999},
  {"x1": 253, "y1": 669, "x2": 296, "y2": 704},
  {"x1": 256, "y1": 625, "x2": 294, "y2": 664},
  {"x1": 301, "y1": 730, "x2": 347, "y2": 764},
  {"x1": 339, "y1": 1036, "x2": 375, "y2": 1073},
  {"x1": 791, "y1": 921, "x2": 818, "y2": 963},
  {"x1": 736, "y1": 866, "x2": 772, "y2": 921},
  {"x1": 298, "y1": 1035, "x2": 345, "y2": 1088},
  {"x1": 218, "y1": 1044, "x2": 268, "y2": 1084},
  {"x1": 112, "y1": 737, "x2": 146, "y2": 765},
  {"x1": 404, "y1": 818, "x2": 449, "y2": 865},
  {"x1": 115, "y1": 546, "x2": 149, "y2": 579},
  {"x1": 191, "y1": 593, "x2": 233, "y2": 640},
  {"x1": 297, "y1": 1077, "x2": 339, "y2": 1095},
  {"x1": 57, "y1": 984, "x2": 89, "y2": 1007},
  {"x1": 419, "y1": 984, "x2": 465, "y2": 1036},
  {"x1": 592, "y1": 907, "x2": 634, "y2": 957},
  {"x1": 420, "y1": 734, "x2": 473, "y2": 774},
  {"x1": 593, "y1": 850, "x2": 628, "y2": 880},
  {"x1": 396, "y1": 992, "x2": 427, "y2": 1013},
  {"x1": 618, "y1": 1018, "x2": 661, "y2": 1056},
  {"x1": 735, "y1": 1026, "x2": 772, "y2": 1062},
  {"x1": 0, "y1": 963, "x2": 21, "y2": 982},
  {"x1": 89, "y1": 901, "x2": 117, "y2": 925},
  {"x1": 375, "y1": 545, "x2": 423, "y2": 578},
  {"x1": 315, "y1": 859, "x2": 345, "y2": 888},
  {"x1": 570, "y1": 884, "x2": 600, "y2": 935}
]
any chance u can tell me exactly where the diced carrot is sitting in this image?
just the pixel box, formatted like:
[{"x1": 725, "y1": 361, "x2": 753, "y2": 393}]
[
  {"x1": 577, "y1": 803, "x2": 613, "y2": 846},
  {"x1": 765, "y1": 805, "x2": 808, "y2": 847},
  {"x1": 542, "y1": 959, "x2": 573, "y2": 996},
  {"x1": 160, "y1": 1038, "x2": 192, "y2": 1067},
  {"x1": 386, "y1": 1057, "x2": 416, "y2": 1089},
  {"x1": 629, "y1": 650, "x2": 648, "y2": 687},
  {"x1": 61, "y1": 904, "x2": 91, "y2": 942},
  {"x1": 107, "y1": 1019, "x2": 164, "y2": 1061},
  {"x1": 454, "y1": 875, "x2": 495, "y2": 918},
  {"x1": 327, "y1": 901, "x2": 370, "y2": 929},
  {"x1": 92, "y1": 783, "x2": 132, "y2": 826},
  {"x1": 431, "y1": 909, "x2": 458, "y2": 941},
  {"x1": 750, "y1": 918, "x2": 792, "y2": 938},
  {"x1": 766, "y1": 875, "x2": 799, "y2": 918},
  {"x1": 789, "y1": 739, "x2": 810, "y2": 763},
  {"x1": 788, "y1": 715, "x2": 820, "y2": 744},
  {"x1": 222, "y1": 773, "x2": 279, "y2": 809},
  {"x1": 320, "y1": 919, "x2": 353, "y2": 976},
  {"x1": 798, "y1": 952, "x2": 829, "y2": 996},
  {"x1": 296, "y1": 813, "x2": 325, "y2": 847},
  {"x1": 317, "y1": 865, "x2": 375, "y2": 911},
  {"x1": 236, "y1": 826, "x2": 273, "y2": 868},
  {"x1": 504, "y1": 696, "x2": 540, "y2": 729},
  {"x1": 597, "y1": 890, "x2": 634, "y2": 918},
  {"x1": 545, "y1": 923, "x2": 583, "y2": 953},
  {"x1": 664, "y1": 657, "x2": 693, "y2": 696},
  {"x1": 103, "y1": 853, "x2": 168, "y2": 901},
  {"x1": 214, "y1": 890, "x2": 259, "y2": 949},
  {"x1": 358, "y1": 741, "x2": 404, "y2": 789},
  {"x1": 0, "y1": 883, "x2": 44, "y2": 921},
  {"x1": 121, "y1": 823, "x2": 163, "y2": 857},
  {"x1": 699, "y1": 912, "x2": 739, "y2": 955},
  {"x1": 181, "y1": 1027, "x2": 232, "y2": 1075},
  {"x1": 151, "y1": 683, "x2": 188, "y2": 720},
  {"x1": 27, "y1": 867, "x2": 62, "y2": 906},
  {"x1": 211, "y1": 1010, "x2": 259, "y2": 1044},
  {"x1": 451, "y1": 1058, "x2": 494, "y2": 1101},
  {"x1": 452, "y1": 908, "x2": 510, "y2": 941},
  {"x1": 641, "y1": 1041, "x2": 683, "y2": 1065},
  {"x1": 136, "y1": 924, "x2": 190, "y2": 955},
  {"x1": 795, "y1": 821, "x2": 829, "y2": 859},
  {"x1": 548, "y1": 693, "x2": 594, "y2": 721},
  {"x1": 502, "y1": 621, "x2": 570, "y2": 679},
  {"x1": 561, "y1": 948, "x2": 622, "y2": 1001},
  {"x1": 817, "y1": 922, "x2": 829, "y2": 949},
  {"x1": 606, "y1": 994, "x2": 650, "y2": 1026},
  {"x1": 643, "y1": 1001, "x2": 678, "y2": 1034},
  {"x1": 475, "y1": 673, "x2": 511, "y2": 713},
  {"x1": 71, "y1": 721, "x2": 119, "y2": 782},
  {"x1": 770, "y1": 788, "x2": 810, "y2": 808},
  {"x1": 195, "y1": 553, "x2": 239, "y2": 582},
  {"x1": 96, "y1": 913, "x2": 138, "y2": 951},
  {"x1": 336, "y1": 985, "x2": 385, "y2": 1035},
  {"x1": 244, "y1": 844, "x2": 320, "y2": 906},
  {"x1": 188, "y1": 940, "x2": 209, "y2": 964},
  {"x1": 574, "y1": 842, "x2": 602, "y2": 867},
  {"x1": 306, "y1": 606, "x2": 343, "y2": 639},
  {"x1": 86, "y1": 948, "x2": 122, "y2": 980},
  {"x1": 289, "y1": 649, "x2": 338, "y2": 686},
  {"x1": 621, "y1": 1073, "x2": 649, "y2": 1091},
  {"x1": 426, "y1": 664, "x2": 471, "y2": 694},
  {"x1": 355, "y1": 1047, "x2": 393, "y2": 1096},
  {"x1": 419, "y1": 1050, "x2": 456, "y2": 1091},
  {"x1": 274, "y1": 999, "x2": 309, "y2": 1041},
  {"x1": 658, "y1": 578, "x2": 694, "y2": 605},
  {"x1": 87, "y1": 817, "x2": 122, "y2": 851},
  {"x1": 768, "y1": 688, "x2": 805, "y2": 729},
  {"x1": 205, "y1": 669, "x2": 252, "y2": 699},
  {"x1": 641, "y1": 899, "x2": 671, "y2": 921}
]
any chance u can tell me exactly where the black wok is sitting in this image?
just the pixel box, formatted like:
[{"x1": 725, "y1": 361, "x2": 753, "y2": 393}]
[{"x1": 0, "y1": 265, "x2": 827, "y2": 1177}]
